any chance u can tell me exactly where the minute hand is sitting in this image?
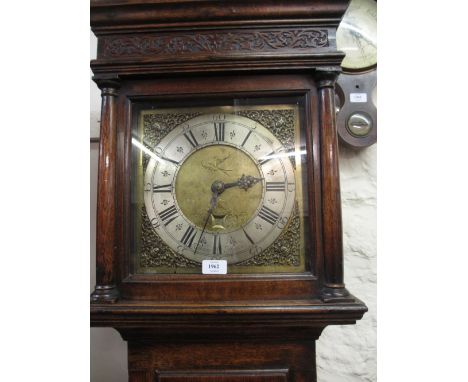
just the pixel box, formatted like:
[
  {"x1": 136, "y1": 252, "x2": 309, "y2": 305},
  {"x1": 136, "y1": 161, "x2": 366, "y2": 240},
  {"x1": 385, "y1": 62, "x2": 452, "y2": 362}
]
[{"x1": 193, "y1": 191, "x2": 219, "y2": 255}]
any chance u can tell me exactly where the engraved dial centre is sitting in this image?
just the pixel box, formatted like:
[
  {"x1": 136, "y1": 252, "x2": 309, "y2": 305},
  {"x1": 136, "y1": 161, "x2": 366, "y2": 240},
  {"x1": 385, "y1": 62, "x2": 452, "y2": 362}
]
[{"x1": 175, "y1": 144, "x2": 262, "y2": 233}]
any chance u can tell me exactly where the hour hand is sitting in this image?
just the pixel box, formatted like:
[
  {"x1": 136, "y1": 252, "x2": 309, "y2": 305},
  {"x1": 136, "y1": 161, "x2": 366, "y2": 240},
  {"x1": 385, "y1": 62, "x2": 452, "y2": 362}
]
[
  {"x1": 237, "y1": 174, "x2": 263, "y2": 190},
  {"x1": 225, "y1": 174, "x2": 263, "y2": 191}
]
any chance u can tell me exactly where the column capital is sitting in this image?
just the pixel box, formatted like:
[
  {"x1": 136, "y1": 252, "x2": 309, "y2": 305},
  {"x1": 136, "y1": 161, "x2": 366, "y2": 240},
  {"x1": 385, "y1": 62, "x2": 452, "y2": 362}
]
[
  {"x1": 92, "y1": 75, "x2": 121, "y2": 94},
  {"x1": 315, "y1": 66, "x2": 342, "y2": 89}
]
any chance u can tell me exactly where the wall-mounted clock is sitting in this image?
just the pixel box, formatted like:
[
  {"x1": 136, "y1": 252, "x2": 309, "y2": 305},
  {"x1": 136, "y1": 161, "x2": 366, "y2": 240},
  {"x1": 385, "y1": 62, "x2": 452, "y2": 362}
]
[
  {"x1": 90, "y1": 1, "x2": 367, "y2": 381},
  {"x1": 336, "y1": 0, "x2": 377, "y2": 149}
]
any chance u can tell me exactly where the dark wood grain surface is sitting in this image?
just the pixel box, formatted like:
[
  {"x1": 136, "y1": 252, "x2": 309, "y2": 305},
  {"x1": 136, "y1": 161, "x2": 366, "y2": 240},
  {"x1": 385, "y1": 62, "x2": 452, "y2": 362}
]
[
  {"x1": 91, "y1": 0, "x2": 350, "y2": 30},
  {"x1": 131, "y1": 340, "x2": 314, "y2": 382},
  {"x1": 315, "y1": 68, "x2": 351, "y2": 301},
  {"x1": 90, "y1": 0, "x2": 347, "y2": 77},
  {"x1": 91, "y1": 80, "x2": 121, "y2": 303}
]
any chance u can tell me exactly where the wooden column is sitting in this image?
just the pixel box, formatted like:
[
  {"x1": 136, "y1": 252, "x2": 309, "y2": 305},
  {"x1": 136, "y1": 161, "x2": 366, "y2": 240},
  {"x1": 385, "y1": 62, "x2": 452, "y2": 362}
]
[
  {"x1": 316, "y1": 67, "x2": 351, "y2": 302},
  {"x1": 91, "y1": 78, "x2": 120, "y2": 303}
]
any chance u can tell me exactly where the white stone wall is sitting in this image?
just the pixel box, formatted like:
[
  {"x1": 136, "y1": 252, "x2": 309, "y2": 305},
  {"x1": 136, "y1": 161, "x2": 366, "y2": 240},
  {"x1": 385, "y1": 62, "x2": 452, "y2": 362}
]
[{"x1": 317, "y1": 145, "x2": 377, "y2": 382}]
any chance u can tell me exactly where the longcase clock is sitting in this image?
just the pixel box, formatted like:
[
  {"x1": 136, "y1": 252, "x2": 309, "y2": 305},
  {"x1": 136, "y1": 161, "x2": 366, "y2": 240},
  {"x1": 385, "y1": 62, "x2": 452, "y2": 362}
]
[{"x1": 90, "y1": 1, "x2": 367, "y2": 381}]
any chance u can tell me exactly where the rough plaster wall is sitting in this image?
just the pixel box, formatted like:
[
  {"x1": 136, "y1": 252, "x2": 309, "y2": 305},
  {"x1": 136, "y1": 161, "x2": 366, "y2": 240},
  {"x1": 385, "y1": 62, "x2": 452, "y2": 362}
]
[
  {"x1": 317, "y1": 145, "x2": 377, "y2": 382},
  {"x1": 89, "y1": 34, "x2": 377, "y2": 382}
]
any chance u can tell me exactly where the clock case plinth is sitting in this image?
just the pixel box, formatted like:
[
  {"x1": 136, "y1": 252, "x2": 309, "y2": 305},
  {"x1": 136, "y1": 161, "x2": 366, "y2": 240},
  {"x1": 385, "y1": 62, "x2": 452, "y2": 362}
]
[
  {"x1": 92, "y1": 300, "x2": 366, "y2": 382},
  {"x1": 91, "y1": 1, "x2": 367, "y2": 381}
]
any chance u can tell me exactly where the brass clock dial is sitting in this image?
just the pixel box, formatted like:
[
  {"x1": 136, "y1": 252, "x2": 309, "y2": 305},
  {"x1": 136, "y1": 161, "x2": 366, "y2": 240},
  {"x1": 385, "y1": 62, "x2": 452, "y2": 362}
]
[
  {"x1": 175, "y1": 144, "x2": 262, "y2": 232},
  {"x1": 143, "y1": 113, "x2": 296, "y2": 264},
  {"x1": 336, "y1": 0, "x2": 377, "y2": 71}
]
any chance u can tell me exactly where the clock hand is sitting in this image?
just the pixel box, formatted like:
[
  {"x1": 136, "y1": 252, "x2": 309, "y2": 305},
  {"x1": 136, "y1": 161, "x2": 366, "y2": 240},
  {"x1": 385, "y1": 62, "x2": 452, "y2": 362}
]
[
  {"x1": 193, "y1": 191, "x2": 219, "y2": 255},
  {"x1": 236, "y1": 174, "x2": 263, "y2": 191},
  {"x1": 193, "y1": 176, "x2": 261, "y2": 255},
  {"x1": 220, "y1": 174, "x2": 264, "y2": 192}
]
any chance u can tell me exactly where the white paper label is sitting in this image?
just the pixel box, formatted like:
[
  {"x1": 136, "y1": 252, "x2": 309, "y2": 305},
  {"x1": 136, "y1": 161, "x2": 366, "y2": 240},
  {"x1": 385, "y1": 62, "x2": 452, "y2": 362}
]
[
  {"x1": 350, "y1": 93, "x2": 368, "y2": 103},
  {"x1": 202, "y1": 260, "x2": 227, "y2": 274}
]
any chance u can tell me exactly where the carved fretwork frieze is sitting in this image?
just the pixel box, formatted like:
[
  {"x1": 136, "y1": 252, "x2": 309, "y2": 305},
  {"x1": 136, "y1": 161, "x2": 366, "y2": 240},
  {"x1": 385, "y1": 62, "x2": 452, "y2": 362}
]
[{"x1": 100, "y1": 29, "x2": 330, "y2": 60}]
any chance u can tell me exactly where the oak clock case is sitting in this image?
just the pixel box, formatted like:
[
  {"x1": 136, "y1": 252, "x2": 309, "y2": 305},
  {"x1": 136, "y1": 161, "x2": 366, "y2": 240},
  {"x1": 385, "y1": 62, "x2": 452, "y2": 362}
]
[
  {"x1": 335, "y1": 0, "x2": 377, "y2": 149},
  {"x1": 91, "y1": 0, "x2": 368, "y2": 381},
  {"x1": 102, "y1": 75, "x2": 333, "y2": 304},
  {"x1": 131, "y1": 101, "x2": 310, "y2": 275}
]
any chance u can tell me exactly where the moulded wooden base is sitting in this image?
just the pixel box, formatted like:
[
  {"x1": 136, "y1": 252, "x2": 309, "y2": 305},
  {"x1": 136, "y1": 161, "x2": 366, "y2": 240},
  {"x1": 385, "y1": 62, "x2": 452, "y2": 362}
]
[
  {"x1": 92, "y1": 299, "x2": 366, "y2": 381},
  {"x1": 91, "y1": 298, "x2": 367, "y2": 331}
]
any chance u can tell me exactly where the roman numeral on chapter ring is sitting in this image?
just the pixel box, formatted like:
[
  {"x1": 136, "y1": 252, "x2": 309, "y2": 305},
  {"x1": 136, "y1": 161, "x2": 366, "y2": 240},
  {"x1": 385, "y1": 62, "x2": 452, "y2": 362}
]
[
  {"x1": 241, "y1": 130, "x2": 252, "y2": 147},
  {"x1": 213, "y1": 234, "x2": 222, "y2": 255},
  {"x1": 181, "y1": 225, "x2": 197, "y2": 247},
  {"x1": 258, "y1": 205, "x2": 280, "y2": 225},
  {"x1": 243, "y1": 228, "x2": 255, "y2": 245},
  {"x1": 258, "y1": 151, "x2": 275, "y2": 165},
  {"x1": 152, "y1": 184, "x2": 172, "y2": 193},
  {"x1": 183, "y1": 130, "x2": 199, "y2": 148},
  {"x1": 265, "y1": 182, "x2": 285, "y2": 192},
  {"x1": 214, "y1": 122, "x2": 225, "y2": 141},
  {"x1": 158, "y1": 205, "x2": 178, "y2": 226},
  {"x1": 163, "y1": 157, "x2": 179, "y2": 165}
]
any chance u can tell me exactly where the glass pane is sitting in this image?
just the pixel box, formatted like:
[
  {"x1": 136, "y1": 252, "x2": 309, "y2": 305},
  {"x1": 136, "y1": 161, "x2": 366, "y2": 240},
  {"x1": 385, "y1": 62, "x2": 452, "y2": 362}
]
[{"x1": 130, "y1": 97, "x2": 311, "y2": 274}]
